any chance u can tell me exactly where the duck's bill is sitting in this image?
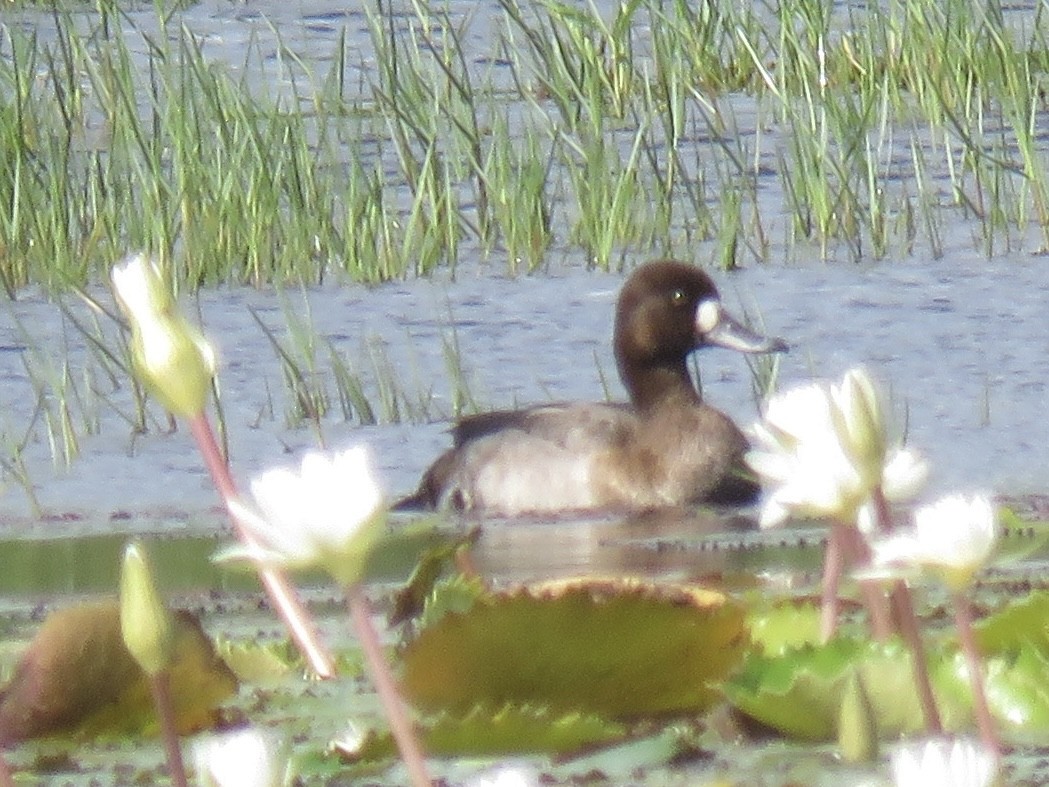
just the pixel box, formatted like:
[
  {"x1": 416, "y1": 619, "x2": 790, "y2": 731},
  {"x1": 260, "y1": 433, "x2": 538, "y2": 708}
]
[{"x1": 697, "y1": 301, "x2": 789, "y2": 354}]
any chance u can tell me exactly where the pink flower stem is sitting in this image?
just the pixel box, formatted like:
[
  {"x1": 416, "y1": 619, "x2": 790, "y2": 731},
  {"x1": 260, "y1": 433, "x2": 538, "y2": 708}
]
[
  {"x1": 346, "y1": 585, "x2": 432, "y2": 787},
  {"x1": 0, "y1": 752, "x2": 15, "y2": 787},
  {"x1": 838, "y1": 525, "x2": 893, "y2": 641},
  {"x1": 952, "y1": 590, "x2": 1000, "y2": 758},
  {"x1": 188, "y1": 414, "x2": 337, "y2": 679},
  {"x1": 820, "y1": 523, "x2": 845, "y2": 643},
  {"x1": 149, "y1": 671, "x2": 188, "y2": 787},
  {"x1": 871, "y1": 488, "x2": 942, "y2": 733},
  {"x1": 890, "y1": 582, "x2": 943, "y2": 734}
]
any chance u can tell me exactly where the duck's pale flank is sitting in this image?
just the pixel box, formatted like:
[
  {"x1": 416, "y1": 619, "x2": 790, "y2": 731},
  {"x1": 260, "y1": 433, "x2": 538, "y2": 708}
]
[{"x1": 396, "y1": 259, "x2": 788, "y2": 516}]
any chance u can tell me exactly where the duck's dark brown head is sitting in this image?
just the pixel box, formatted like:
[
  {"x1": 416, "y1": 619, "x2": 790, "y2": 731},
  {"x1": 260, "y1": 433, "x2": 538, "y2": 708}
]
[{"x1": 613, "y1": 259, "x2": 787, "y2": 409}]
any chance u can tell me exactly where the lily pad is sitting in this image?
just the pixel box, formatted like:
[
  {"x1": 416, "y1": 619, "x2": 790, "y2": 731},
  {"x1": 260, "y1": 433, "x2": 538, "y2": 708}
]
[
  {"x1": 746, "y1": 600, "x2": 822, "y2": 656},
  {"x1": 0, "y1": 600, "x2": 236, "y2": 742},
  {"x1": 401, "y1": 576, "x2": 746, "y2": 720},
  {"x1": 974, "y1": 589, "x2": 1049, "y2": 656},
  {"x1": 723, "y1": 637, "x2": 969, "y2": 741},
  {"x1": 966, "y1": 645, "x2": 1049, "y2": 735},
  {"x1": 333, "y1": 703, "x2": 632, "y2": 762}
]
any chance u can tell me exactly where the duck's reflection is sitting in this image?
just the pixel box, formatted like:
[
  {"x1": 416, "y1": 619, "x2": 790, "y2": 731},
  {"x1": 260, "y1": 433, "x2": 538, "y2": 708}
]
[{"x1": 466, "y1": 507, "x2": 823, "y2": 585}]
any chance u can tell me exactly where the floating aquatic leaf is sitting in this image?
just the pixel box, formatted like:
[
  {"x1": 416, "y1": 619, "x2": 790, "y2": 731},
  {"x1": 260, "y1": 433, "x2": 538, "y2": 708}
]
[
  {"x1": 966, "y1": 644, "x2": 1049, "y2": 736},
  {"x1": 363, "y1": 516, "x2": 466, "y2": 583},
  {"x1": 415, "y1": 572, "x2": 489, "y2": 630},
  {"x1": 724, "y1": 637, "x2": 969, "y2": 741},
  {"x1": 0, "y1": 600, "x2": 236, "y2": 742},
  {"x1": 746, "y1": 600, "x2": 822, "y2": 656},
  {"x1": 333, "y1": 703, "x2": 631, "y2": 763},
  {"x1": 401, "y1": 576, "x2": 746, "y2": 720},
  {"x1": 390, "y1": 534, "x2": 483, "y2": 628},
  {"x1": 974, "y1": 589, "x2": 1049, "y2": 656},
  {"x1": 724, "y1": 639, "x2": 861, "y2": 741},
  {"x1": 216, "y1": 638, "x2": 298, "y2": 685},
  {"x1": 996, "y1": 511, "x2": 1049, "y2": 557}
]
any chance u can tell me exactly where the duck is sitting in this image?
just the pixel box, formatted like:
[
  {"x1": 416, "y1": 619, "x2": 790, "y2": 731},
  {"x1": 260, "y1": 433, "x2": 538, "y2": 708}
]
[{"x1": 395, "y1": 259, "x2": 788, "y2": 516}]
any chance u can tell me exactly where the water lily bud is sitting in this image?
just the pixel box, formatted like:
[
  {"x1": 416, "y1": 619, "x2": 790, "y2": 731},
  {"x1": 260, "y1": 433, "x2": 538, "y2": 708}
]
[
  {"x1": 831, "y1": 367, "x2": 887, "y2": 487},
  {"x1": 120, "y1": 542, "x2": 175, "y2": 676},
  {"x1": 111, "y1": 254, "x2": 217, "y2": 417},
  {"x1": 837, "y1": 670, "x2": 879, "y2": 763}
]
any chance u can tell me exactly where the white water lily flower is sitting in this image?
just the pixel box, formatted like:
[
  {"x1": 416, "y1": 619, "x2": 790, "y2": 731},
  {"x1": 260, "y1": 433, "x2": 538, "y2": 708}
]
[
  {"x1": 193, "y1": 728, "x2": 282, "y2": 787},
  {"x1": 748, "y1": 368, "x2": 925, "y2": 530},
  {"x1": 890, "y1": 737, "x2": 998, "y2": 787},
  {"x1": 748, "y1": 394, "x2": 862, "y2": 529},
  {"x1": 223, "y1": 446, "x2": 385, "y2": 587},
  {"x1": 111, "y1": 254, "x2": 217, "y2": 417},
  {"x1": 747, "y1": 380, "x2": 865, "y2": 529},
  {"x1": 854, "y1": 447, "x2": 930, "y2": 535},
  {"x1": 881, "y1": 447, "x2": 930, "y2": 502},
  {"x1": 870, "y1": 494, "x2": 999, "y2": 592},
  {"x1": 755, "y1": 380, "x2": 837, "y2": 448},
  {"x1": 466, "y1": 762, "x2": 541, "y2": 787},
  {"x1": 749, "y1": 431, "x2": 868, "y2": 529}
]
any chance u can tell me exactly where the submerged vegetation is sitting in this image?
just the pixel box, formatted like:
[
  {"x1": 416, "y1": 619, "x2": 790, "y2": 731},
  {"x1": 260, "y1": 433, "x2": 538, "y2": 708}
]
[{"x1": 0, "y1": 0, "x2": 1046, "y2": 290}]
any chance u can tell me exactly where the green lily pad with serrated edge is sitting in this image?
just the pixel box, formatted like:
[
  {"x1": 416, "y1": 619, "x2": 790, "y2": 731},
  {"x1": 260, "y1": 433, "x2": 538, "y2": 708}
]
[
  {"x1": 388, "y1": 527, "x2": 481, "y2": 626},
  {"x1": 332, "y1": 703, "x2": 631, "y2": 763},
  {"x1": 400, "y1": 576, "x2": 747, "y2": 720},
  {"x1": 746, "y1": 600, "x2": 823, "y2": 656},
  {"x1": 974, "y1": 589, "x2": 1049, "y2": 657},
  {"x1": 960, "y1": 644, "x2": 1049, "y2": 737},
  {"x1": 416, "y1": 572, "x2": 489, "y2": 630},
  {"x1": 214, "y1": 637, "x2": 299, "y2": 684},
  {"x1": 723, "y1": 636, "x2": 973, "y2": 741}
]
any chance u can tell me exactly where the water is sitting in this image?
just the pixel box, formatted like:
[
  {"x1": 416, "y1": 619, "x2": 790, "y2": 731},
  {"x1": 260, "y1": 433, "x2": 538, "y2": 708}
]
[
  {"x1": 2, "y1": 7, "x2": 1049, "y2": 785},
  {"x1": 2, "y1": 256, "x2": 1049, "y2": 531},
  {"x1": 1, "y1": 2, "x2": 1048, "y2": 543}
]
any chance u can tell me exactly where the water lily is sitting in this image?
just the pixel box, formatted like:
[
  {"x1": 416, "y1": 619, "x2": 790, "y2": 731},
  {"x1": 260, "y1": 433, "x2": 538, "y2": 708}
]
[
  {"x1": 220, "y1": 445, "x2": 431, "y2": 786},
  {"x1": 120, "y1": 542, "x2": 188, "y2": 787},
  {"x1": 854, "y1": 447, "x2": 929, "y2": 535},
  {"x1": 113, "y1": 255, "x2": 335, "y2": 678},
  {"x1": 830, "y1": 367, "x2": 886, "y2": 487},
  {"x1": 890, "y1": 737, "x2": 998, "y2": 787},
  {"x1": 119, "y1": 542, "x2": 174, "y2": 677},
  {"x1": 869, "y1": 494, "x2": 998, "y2": 592},
  {"x1": 748, "y1": 369, "x2": 941, "y2": 739},
  {"x1": 192, "y1": 729, "x2": 282, "y2": 787},
  {"x1": 111, "y1": 254, "x2": 216, "y2": 417},
  {"x1": 749, "y1": 430, "x2": 868, "y2": 529},
  {"x1": 224, "y1": 445, "x2": 385, "y2": 587},
  {"x1": 879, "y1": 446, "x2": 930, "y2": 505},
  {"x1": 466, "y1": 763, "x2": 541, "y2": 787},
  {"x1": 870, "y1": 493, "x2": 1001, "y2": 755},
  {"x1": 747, "y1": 381, "x2": 865, "y2": 529},
  {"x1": 747, "y1": 368, "x2": 926, "y2": 530}
]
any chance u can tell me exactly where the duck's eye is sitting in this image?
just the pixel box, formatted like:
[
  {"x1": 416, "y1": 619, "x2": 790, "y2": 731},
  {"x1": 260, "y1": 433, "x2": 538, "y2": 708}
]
[{"x1": 669, "y1": 288, "x2": 688, "y2": 307}]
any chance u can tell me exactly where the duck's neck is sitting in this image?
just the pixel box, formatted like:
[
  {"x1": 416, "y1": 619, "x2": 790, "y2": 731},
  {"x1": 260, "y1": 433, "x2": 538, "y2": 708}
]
[{"x1": 625, "y1": 361, "x2": 702, "y2": 411}]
